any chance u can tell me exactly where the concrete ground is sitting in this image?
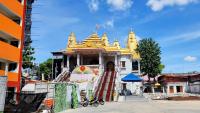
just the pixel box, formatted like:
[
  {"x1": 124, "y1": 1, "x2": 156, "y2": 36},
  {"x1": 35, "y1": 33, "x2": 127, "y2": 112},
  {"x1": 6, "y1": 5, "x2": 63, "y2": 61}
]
[{"x1": 61, "y1": 96, "x2": 200, "y2": 113}]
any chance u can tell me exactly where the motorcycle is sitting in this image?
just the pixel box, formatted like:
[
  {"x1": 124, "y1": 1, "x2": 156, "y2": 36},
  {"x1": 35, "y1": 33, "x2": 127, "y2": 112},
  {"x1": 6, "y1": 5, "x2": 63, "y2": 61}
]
[
  {"x1": 81, "y1": 97, "x2": 89, "y2": 107},
  {"x1": 98, "y1": 98, "x2": 105, "y2": 105},
  {"x1": 81, "y1": 97, "x2": 99, "y2": 107}
]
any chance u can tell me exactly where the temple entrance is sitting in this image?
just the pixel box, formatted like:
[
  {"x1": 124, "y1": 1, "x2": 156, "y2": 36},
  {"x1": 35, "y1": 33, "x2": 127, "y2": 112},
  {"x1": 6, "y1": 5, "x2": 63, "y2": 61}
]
[
  {"x1": 82, "y1": 55, "x2": 99, "y2": 65},
  {"x1": 103, "y1": 56, "x2": 115, "y2": 70},
  {"x1": 106, "y1": 61, "x2": 115, "y2": 71},
  {"x1": 176, "y1": 86, "x2": 183, "y2": 93},
  {"x1": 69, "y1": 56, "x2": 77, "y2": 72}
]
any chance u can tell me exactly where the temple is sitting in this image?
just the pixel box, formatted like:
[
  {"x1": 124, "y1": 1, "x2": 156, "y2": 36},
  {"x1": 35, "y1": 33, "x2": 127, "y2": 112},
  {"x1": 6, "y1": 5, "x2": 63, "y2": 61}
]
[{"x1": 52, "y1": 31, "x2": 142, "y2": 101}]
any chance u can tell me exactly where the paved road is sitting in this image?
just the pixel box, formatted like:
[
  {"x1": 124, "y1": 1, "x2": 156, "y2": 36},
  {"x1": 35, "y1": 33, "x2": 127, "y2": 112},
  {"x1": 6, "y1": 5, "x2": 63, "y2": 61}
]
[{"x1": 61, "y1": 96, "x2": 200, "y2": 113}]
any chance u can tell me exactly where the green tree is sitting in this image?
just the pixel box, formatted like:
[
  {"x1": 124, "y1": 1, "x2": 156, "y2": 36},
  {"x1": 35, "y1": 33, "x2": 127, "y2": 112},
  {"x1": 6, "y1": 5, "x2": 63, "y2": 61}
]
[
  {"x1": 39, "y1": 58, "x2": 52, "y2": 79},
  {"x1": 136, "y1": 38, "x2": 162, "y2": 82},
  {"x1": 159, "y1": 64, "x2": 165, "y2": 73},
  {"x1": 22, "y1": 38, "x2": 35, "y2": 69}
]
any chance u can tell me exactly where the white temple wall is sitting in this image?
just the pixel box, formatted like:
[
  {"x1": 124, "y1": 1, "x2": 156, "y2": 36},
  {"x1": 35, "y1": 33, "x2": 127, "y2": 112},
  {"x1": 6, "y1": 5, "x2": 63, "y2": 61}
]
[
  {"x1": 118, "y1": 55, "x2": 142, "y2": 95},
  {"x1": 119, "y1": 55, "x2": 132, "y2": 75}
]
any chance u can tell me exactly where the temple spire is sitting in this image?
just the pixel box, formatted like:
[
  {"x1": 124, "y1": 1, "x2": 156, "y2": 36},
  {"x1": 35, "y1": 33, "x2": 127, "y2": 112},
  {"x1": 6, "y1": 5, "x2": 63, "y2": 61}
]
[
  {"x1": 127, "y1": 31, "x2": 137, "y2": 51},
  {"x1": 102, "y1": 33, "x2": 109, "y2": 46},
  {"x1": 67, "y1": 32, "x2": 77, "y2": 48},
  {"x1": 113, "y1": 40, "x2": 120, "y2": 49}
]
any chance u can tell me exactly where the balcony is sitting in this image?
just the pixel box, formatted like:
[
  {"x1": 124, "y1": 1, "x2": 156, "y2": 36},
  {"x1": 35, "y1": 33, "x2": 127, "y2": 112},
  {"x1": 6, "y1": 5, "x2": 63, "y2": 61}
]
[
  {"x1": 0, "y1": 13, "x2": 22, "y2": 40},
  {"x1": 0, "y1": 41, "x2": 20, "y2": 62},
  {"x1": 0, "y1": 69, "x2": 19, "y2": 82},
  {"x1": 0, "y1": 0, "x2": 23, "y2": 18},
  {"x1": 0, "y1": 70, "x2": 5, "y2": 75},
  {"x1": 8, "y1": 71, "x2": 19, "y2": 81}
]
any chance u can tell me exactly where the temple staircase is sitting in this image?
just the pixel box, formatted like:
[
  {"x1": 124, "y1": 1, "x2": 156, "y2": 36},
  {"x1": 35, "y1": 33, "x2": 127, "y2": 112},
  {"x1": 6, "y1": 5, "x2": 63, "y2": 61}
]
[
  {"x1": 95, "y1": 71, "x2": 117, "y2": 102},
  {"x1": 53, "y1": 70, "x2": 70, "y2": 82}
]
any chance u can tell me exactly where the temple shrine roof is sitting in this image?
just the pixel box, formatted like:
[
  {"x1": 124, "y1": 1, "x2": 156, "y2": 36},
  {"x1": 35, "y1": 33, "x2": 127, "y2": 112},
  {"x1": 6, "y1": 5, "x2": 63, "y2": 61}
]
[{"x1": 66, "y1": 32, "x2": 140, "y2": 59}]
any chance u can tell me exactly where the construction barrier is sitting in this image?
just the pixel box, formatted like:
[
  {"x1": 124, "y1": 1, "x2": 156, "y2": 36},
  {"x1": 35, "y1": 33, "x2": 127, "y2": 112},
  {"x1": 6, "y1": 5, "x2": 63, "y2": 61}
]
[
  {"x1": 53, "y1": 83, "x2": 79, "y2": 113},
  {"x1": 0, "y1": 76, "x2": 7, "y2": 113}
]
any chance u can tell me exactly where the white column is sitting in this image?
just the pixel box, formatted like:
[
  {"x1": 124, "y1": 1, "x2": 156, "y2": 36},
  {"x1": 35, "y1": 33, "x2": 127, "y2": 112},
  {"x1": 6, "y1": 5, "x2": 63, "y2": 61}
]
[
  {"x1": 52, "y1": 58, "x2": 54, "y2": 79},
  {"x1": 162, "y1": 87, "x2": 165, "y2": 93},
  {"x1": 152, "y1": 87, "x2": 155, "y2": 94},
  {"x1": 81, "y1": 56, "x2": 83, "y2": 65},
  {"x1": 67, "y1": 55, "x2": 70, "y2": 68},
  {"x1": 77, "y1": 54, "x2": 80, "y2": 66},
  {"x1": 138, "y1": 60, "x2": 141, "y2": 75},
  {"x1": 183, "y1": 86, "x2": 185, "y2": 93},
  {"x1": 5, "y1": 63, "x2": 9, "y2": 76},
  {"x1": 99, "y1": 52, "x2": 102, "y2": 65},
  {"x1": 99, "y1": 52, "x2": 102, "y2": 75},
  {"x1": 115, "y1": 54, "x2": 118, "y2": 71},
  {"x1": 174, "y1": 85, "x2": 177, "y2": 94},
  {"x1": 167, "y1": 85, "x2": 170, "y2": 94}
]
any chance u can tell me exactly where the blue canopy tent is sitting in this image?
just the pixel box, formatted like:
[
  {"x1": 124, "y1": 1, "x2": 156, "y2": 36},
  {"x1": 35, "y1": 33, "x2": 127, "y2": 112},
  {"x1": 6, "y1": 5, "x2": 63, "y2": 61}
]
[
  {"x1": 121, "y1": 73, "x2": 143, "y2": 98},
  {"x1": 121, "y1": 73, "x2": 142, "y2": 82}
]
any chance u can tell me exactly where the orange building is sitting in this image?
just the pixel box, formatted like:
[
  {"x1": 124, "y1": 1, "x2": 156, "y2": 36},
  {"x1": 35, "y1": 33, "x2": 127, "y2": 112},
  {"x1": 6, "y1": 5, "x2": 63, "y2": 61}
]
[{"x1": 0, "y1": 0, "x2": 27, "y2": 93}]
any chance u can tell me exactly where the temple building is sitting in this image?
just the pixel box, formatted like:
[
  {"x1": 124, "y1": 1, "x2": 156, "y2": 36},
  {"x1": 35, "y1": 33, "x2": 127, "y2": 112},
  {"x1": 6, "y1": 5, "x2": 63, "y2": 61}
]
[
  {"x1": 158, "y1": 73, "x2": 200, "y2": 94},
  {"x1": 52, "y1": 31, "x2": 142, "y2": 101}
]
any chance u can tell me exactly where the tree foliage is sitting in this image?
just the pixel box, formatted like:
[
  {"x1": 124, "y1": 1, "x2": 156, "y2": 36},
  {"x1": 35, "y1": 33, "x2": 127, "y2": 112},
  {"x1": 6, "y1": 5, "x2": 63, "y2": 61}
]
[
  {"x1": 39, "y1": 58, "x2": 52, "y2": 79},
  {"x1": 22, "y1": 38, "x2": 35, "y2": 69},
  {"x1": 159, "y1": 64, "x2": 165, "y2": 73},
  {"x1": 136, "y1": 38, "x2": 162, "y2": 81}
]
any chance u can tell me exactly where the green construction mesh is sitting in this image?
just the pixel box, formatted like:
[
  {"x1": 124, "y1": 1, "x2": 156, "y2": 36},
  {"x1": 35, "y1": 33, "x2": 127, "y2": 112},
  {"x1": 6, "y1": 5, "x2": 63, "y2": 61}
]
[
  {"x1": 71, "y1": 85, "x2": 78, "y2": 109},
  {"x1": 54, "y1": 83, "x2": 68, "y2": 113}
]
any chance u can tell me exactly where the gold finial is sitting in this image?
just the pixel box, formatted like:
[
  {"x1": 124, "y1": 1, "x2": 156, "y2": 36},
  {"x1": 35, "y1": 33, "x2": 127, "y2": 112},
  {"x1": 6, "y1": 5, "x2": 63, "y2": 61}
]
[
  {"x1": 130, "y1": 27, "x2": 134, "y2": 33},
  {"x1": 102, "y1": 33, "x2": 107, "y2": 37},
  {"x1": 70, "y1": 32, "x2": 75, "y2": 36}
]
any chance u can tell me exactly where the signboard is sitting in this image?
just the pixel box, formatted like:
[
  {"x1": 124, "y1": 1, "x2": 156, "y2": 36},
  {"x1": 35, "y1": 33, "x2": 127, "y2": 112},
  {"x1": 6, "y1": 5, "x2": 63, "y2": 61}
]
[
  {"x1": 0, "y1": 76, "x2": 7, "y2": 111},
  {"x1": 53, "y1": 55, "x2": 63, "y2": 59},
  {"x1": 70, "y1": 66, "x2": 100, "y2": 91},
  {"x1": 70, "y1": 66, "x2": 95, "y2": 83}
]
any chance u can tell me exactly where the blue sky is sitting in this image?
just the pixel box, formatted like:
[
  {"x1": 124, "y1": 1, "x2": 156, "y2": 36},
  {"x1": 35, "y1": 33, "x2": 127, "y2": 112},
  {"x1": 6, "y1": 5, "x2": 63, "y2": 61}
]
[{"x1": 31, "y1": 0, "x2": 200, "y2": 73}]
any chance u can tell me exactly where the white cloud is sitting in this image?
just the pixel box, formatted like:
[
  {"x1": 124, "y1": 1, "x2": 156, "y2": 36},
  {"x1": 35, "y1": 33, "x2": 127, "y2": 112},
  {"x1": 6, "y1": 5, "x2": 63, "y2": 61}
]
[
  {"x1": 184, "y1": 56, "x2": 197, "y2": 62},
  {"x1": 103, "y1": 19, "x2": 114, "y2": 28},
  {"x1": 147, "y1": 0, "x2": 198, "y2": 11},
  {"x1": 175, "y1": 30, "x2": 200, "y2": 41},
  {"x1": 88, "y1": 0, "x2": 99, "y2": 12},
  {"x1": 159, "y1": 30, "x2": 200, "y2": 46},
  {"x1": 107, "y1": 0, "x2": 133, "y2": 11},
  {"x1": 106, "y1": 19, "x2": 114, "y2": 28}
]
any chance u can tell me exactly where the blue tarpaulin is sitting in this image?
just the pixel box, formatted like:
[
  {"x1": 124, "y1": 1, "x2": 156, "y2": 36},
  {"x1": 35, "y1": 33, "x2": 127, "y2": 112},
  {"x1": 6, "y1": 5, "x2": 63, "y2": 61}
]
[{"x1": 121, "y1": 73, "x2": 142, "y2": 82}]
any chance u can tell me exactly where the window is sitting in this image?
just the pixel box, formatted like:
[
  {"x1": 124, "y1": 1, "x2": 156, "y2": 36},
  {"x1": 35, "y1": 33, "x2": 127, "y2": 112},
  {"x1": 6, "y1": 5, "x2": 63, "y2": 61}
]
[
  {"x1": 0, "y1": 62, "x2": 5, "y2": 70},
  {"x1": 132, "y1": 61, "x2": 138, "y2": 71},
  {"x1": 0, "y1": 37, "x2": 8, "y2": 43},
  {"x1": 18, "y1": 0, "x2": 22, "y2": 3},
  {"x1": 10, "y1": 41, "x2": 19, "y2": 48},
  {"x1": 176, "y1": 86, "x2": 183, "y2": 93},
  {"x1": 8, "y1": 63, "x2": 17, "y2": 72},
  {"x1": 12, "y1": 18, "x2": 21, "y2": 25},
  {"x1": 120, "y1": 61, "x2": 126, "y2": 68}
]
